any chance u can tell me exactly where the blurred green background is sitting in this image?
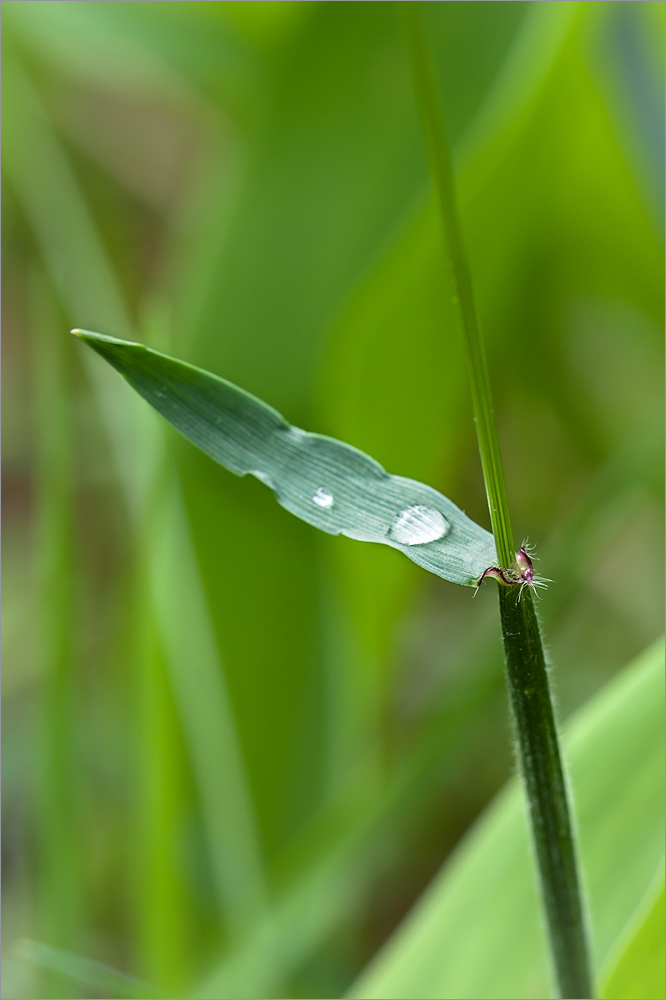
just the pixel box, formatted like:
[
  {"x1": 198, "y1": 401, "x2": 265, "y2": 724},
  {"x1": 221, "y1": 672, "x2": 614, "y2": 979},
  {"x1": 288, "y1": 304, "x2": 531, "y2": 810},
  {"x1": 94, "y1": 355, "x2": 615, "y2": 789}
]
[{"x1": 2, "y1": 2, "x2": 663, "y2": 998}]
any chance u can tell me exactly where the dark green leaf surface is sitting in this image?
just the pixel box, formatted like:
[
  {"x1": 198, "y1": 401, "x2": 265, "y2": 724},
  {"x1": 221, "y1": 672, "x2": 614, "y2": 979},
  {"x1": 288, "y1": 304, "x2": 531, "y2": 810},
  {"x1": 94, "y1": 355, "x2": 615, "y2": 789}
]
[{"x1": 74, "y1": 330, "x2": 496, "y2": 588}]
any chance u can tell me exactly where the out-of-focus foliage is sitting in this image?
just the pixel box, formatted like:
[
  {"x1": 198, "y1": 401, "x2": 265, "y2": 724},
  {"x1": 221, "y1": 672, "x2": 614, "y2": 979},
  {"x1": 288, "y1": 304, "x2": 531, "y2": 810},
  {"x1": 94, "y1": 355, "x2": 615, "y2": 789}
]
[
  {"x1": 2, "y1": 2, "x2": 663, "y2": 999},
  {"x1": 600, "y1": 874, "x2": 665, "y2": 1000},
  {"x1": 351, "y1": 639, "x2": 665, "y2": 999}
]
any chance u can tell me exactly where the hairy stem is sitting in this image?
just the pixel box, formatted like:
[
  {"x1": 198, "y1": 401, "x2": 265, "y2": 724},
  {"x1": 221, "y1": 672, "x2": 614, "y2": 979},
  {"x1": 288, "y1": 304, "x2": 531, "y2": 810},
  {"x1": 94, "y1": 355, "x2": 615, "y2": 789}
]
[
  {"x1": 400, "y1": 4, "x2": 593, "y2": 996},
  {"x1": 499, "y1": 586, "x2": 592, "y2": 997}
]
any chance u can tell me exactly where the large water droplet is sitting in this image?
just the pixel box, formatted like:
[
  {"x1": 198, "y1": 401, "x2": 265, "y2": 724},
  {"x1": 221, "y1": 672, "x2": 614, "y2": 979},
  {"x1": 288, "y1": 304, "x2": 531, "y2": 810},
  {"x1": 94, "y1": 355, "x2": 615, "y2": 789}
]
[
  {"x1": 390, "y1": 506, "x2": 449, "y2": 545},
  {"x1": 312, "y1": 487, "x2": 334, "y2": 509}
]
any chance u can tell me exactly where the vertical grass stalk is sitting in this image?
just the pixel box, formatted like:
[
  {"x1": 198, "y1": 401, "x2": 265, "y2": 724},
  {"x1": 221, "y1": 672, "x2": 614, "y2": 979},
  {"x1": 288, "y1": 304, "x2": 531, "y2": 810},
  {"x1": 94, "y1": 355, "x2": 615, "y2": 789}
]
[{"x1": 399, "y1": 4, "x2": 593, "y2": 997}]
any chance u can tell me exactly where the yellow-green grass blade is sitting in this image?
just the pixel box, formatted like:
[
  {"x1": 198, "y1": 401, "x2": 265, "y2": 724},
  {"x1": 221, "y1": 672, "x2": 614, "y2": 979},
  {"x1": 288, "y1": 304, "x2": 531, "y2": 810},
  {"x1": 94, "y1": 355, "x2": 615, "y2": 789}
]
[
  {"x1": 349, "y1": 638, "x2": 665, "y2": 999},
  {"x1": 74, "y1": 331, "x2": 497, "y2": 589},
  {"x1": 131, "y1": 606, "x2": 195, "y2": 991},
  {"x1": 599, "y1": 868, "x2": 665, "y2": 1000}
]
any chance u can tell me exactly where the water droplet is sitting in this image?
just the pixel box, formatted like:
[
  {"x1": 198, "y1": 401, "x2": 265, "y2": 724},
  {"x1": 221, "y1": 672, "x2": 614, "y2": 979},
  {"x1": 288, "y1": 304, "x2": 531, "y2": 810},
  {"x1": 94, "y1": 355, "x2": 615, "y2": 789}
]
[
  {"x1": 390, "y1": 506, "x2": 449, "y2": 545},
  {"x1": 312, "y1": 487, "x2": 334, "y2": 508}
]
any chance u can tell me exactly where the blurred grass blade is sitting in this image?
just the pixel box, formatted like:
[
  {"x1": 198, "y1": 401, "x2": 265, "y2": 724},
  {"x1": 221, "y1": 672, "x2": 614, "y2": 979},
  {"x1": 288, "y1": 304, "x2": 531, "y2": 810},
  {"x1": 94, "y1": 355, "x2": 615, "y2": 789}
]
[
  {"x1": 349, "y1": 638, "x2": 665, "y2": 999},
  {"x1": 457, "y1": 0, "x2": 579, "y2": 168},
  {"x1": 30, "y1": 274, "x2": 82, "y2": 996},
  {"x1": 1, "y1": 37, "x2": 143, "y2": 513},
  {"x1": 196, "y1": 626, "x2": 505, "y2": 999},
  {"x1": 149, "y1": 482, "x2": 273, "y2": 942},
  {"x1": 131, "y1": 605, "x2": 194, "y2": 989},
  {"x1": 599, "y1": 866, "x2": 665, "y2": 1000},
  {"x1": 19, "y1": 940, "x2": 171, "y2": 1000},
  {"x1": 73, "y1": 330, "x2": 497, "y2": 587},
  {"x1": 0, "y1": 42, "x2": 132, "y2": 337}
]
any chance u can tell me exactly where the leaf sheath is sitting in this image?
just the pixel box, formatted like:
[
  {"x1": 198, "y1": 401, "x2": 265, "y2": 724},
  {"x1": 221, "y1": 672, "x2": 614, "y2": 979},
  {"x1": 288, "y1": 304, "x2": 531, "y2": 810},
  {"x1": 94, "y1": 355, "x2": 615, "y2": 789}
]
[{"x1": 499, "y1": 586, "x2": 592, "y2": 998}]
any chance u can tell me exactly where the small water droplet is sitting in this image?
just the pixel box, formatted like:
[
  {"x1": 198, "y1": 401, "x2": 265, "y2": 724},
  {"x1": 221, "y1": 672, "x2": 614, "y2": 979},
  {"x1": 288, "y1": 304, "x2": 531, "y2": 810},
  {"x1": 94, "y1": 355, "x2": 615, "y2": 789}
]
[
  {"x1": 390, "y1": 506, "x2": 449, "y2": 545},
  {"x1": 312, "y1": 487, "x2": 334, "y2": 508}
]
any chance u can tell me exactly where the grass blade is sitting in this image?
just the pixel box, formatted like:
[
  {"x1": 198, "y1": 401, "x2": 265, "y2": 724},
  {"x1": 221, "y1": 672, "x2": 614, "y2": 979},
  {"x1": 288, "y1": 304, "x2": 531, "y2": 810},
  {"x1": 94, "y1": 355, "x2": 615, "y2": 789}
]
[
  {"x1": 73, "y1": 330, "x2": 497, "y2": 588},
  {"x1": 30, "y1": 274, "x2": 83, "y2": 997},
  {"x1": 1, "y1": 35, "x2": 144, "y2": 513},
  {"x1": 19, "y1": 940, "x2": 170, "y2": 1000},
  {"x1": 148, "y1": 482, "x2": 273, "y2": 940},
  {"x1": 599, "y1": 867, "x2": 665, "y2": 1000}
]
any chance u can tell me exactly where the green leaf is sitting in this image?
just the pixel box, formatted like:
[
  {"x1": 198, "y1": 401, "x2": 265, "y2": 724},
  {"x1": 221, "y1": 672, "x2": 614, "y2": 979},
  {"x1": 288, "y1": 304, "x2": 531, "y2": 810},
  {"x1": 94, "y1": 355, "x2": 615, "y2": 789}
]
[
  {"x1": 73, "y1": 330, "x2": 496, "y2": 588},
  {"x1": 599, "y1": 870, "x2": 665, "y2": 1000},
  {"x1": 349, "y1": 638, "x2": 665, "y2": 999}
]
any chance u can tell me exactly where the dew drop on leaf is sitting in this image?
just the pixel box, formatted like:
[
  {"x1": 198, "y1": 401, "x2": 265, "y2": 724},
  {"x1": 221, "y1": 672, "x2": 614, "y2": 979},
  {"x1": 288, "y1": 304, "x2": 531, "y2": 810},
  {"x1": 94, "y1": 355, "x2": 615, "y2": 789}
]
[
  {"x1": 390, "y1": 506, "x2": 449, "y2": 545},
  {"x1": 312, "y1": 487, "x2": 334, "y2": 508}
]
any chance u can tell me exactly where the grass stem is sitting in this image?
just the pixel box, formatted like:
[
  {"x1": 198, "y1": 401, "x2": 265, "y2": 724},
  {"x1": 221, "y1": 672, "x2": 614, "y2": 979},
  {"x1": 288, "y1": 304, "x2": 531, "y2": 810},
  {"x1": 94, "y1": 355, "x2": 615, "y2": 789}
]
[
  {"x1": 400, "y1": 4, "x2": 593, "y2": 996},
  {"x1": 398, "y1": 1, "x2": 514, "y2": 567},
  {"x1": 498, "y1": 586, "x2": 592, "y2": 998}
]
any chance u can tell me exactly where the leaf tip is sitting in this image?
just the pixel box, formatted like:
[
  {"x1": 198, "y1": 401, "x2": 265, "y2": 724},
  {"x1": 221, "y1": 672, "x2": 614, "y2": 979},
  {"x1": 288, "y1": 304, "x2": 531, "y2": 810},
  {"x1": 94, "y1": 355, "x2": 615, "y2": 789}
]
[
  {"x1": 70, "y1": 329, "x2": 139, "y2": 361},
  {"x1": 71, "y1": 328, "x2": 113, "y2": 344}
]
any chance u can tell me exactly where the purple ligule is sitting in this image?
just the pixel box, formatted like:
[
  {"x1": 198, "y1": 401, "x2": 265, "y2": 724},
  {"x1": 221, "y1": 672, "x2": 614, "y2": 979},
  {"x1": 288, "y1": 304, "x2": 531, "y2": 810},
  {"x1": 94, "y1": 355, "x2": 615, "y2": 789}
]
[
  {"x1": 475, "y1": 546, "x2": 539, "y2": 596},
  {"x1": 516, "y1": 547, "x2": 534, "y2": 584}
]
